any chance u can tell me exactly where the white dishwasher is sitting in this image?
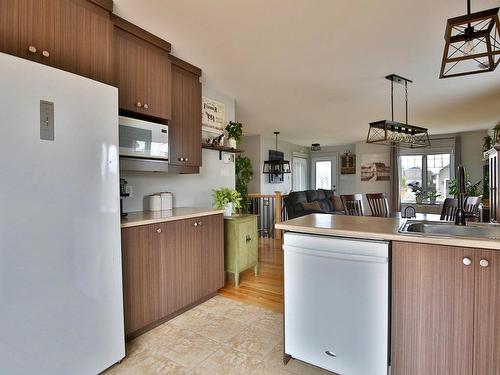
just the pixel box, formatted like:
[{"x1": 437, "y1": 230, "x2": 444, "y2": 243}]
[{"x1": 284, "y1": 232, "x2": 389, "y2": 375}]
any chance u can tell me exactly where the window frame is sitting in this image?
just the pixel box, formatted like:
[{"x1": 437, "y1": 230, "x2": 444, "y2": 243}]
[{"x1": 398, "y1": 138, "x2": 457, "y2": 204}]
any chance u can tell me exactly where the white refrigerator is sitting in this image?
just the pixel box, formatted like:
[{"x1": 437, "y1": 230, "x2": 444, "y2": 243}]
[{"x1": 0, "y1": 53, "x2": 125, "y2": 374}]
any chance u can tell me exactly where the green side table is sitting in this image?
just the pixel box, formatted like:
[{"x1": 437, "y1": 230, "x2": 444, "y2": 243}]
[{"x1": 224, "y1": 214, "x2": 259, "y2": 287}]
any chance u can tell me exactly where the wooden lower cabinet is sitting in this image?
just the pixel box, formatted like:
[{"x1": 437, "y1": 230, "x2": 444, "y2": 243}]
[
  {"x1": 391, "y1": 241, "x2": 500, "y2": 375},
  {"x1": 121, "y1": 214, "x2": 224, "y2": 339},
  {"x1": 474, "y1": 249, "x2": 500, "y2": 375}
]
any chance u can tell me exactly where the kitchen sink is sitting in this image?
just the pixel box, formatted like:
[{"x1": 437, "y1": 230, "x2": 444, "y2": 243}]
[{"x1": 399, "y1": 220, "x2": 500, "y2": 240}]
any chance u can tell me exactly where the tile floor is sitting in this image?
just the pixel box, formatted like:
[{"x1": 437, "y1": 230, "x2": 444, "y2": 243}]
[{"x1": 105, "y1": 295, "x2": 332, "y2": 374}]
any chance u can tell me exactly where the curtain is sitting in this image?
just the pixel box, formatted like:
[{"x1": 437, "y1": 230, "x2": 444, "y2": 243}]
[{"x1": 390, "y1": 145, "x2": 400, "y2": 213}]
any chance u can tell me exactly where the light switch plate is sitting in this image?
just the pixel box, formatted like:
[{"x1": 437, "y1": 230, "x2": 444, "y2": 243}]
[
  {"x1": 40, "y1": 100, "x2": 54, "y2": 141},
  {"x1": 223, "y1": 152, "x2": 234, "y2": 164}
]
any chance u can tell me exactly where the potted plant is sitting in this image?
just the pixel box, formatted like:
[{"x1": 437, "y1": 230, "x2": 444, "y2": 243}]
[
  {"x1": 448, "y1": 172, "x2": 482, "y2": 197},
  {"x1": 425, "y1": 191, "x2": 442, "y2": 204},
  {"x1": 225, "y1": 121, "x2": 243, "y2": 149},
  {"x1": 235, "y1": 155, "x2": 253, "y2": 214},
  {"x1": 408, "y1": 181, "x2": 424, "y2": 204},
  {"x1": 212, "y1": 187, "x2": 242, "y2": 216}
]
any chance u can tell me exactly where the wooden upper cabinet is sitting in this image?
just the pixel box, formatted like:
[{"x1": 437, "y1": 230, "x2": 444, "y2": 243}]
[
  {"x1": 17, "y1": 0, "x2": 57, "y2": 64},
  {"x1": 55, "y1": 0, "x2": 113, "y2": 83},
  {"x1": 112, "y1": 16, "x2": 172, "y2": 122},
  {"x1": 391, "y1": 241, "x2": 475, "y2": 375},
  {"x1": 0, "y1": 0, "x2": 20, "y2": 55},
  {"x1": 170, "y1": 56, "x2": 202, "y2": 167},
  {"x1": 2, "y1": 0, "x2": 112, "y2": 83},
  {"x1": 474, "y1": 249, "x2": 500, "y2": 375}
]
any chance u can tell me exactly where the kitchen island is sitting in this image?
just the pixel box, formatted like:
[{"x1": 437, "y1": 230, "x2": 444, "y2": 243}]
[{"x1": 276, "y1": 214, "x2": 500, "y2": 375}]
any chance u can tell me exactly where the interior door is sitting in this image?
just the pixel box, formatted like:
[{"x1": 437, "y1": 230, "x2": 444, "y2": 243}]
[
  {"x1": 292, "y1": 156, "x2": 308, "y2": 191},
  {"x1": 474, "y1": 249, "x2": 500, "y2": 375},
  {"x1": 311, "y1": 156, "x2": 337, "y2": 192}
]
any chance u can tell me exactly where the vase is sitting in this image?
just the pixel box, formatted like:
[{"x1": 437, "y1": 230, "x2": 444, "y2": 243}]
[
  {"x1": 227, "y1": 138, "x2": 237, "y2": 149},
  {"x1": 416, "y1": 196, "x2": 423, "y2": 204},
  {"x1": 224, "y1": 202, "x2": 234, "y2": 217}
]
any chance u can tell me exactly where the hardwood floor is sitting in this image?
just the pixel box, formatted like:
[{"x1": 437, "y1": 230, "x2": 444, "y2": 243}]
[{"x1": 219, "y1": 237, "x2": 284, "y2": 313}]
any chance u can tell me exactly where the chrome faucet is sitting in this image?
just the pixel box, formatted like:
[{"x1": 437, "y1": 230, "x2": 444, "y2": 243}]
[{"x1": 455, "y1": 165, "x2": 471, "y2": 226}]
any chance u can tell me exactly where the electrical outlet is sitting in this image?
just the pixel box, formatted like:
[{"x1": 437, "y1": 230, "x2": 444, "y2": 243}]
[{"x1": 125, "y1": 185, "x2": 133, "y2": 198}]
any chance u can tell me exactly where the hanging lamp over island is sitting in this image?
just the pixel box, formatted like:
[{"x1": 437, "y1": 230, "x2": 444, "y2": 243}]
[
  {"x1": 366, "y1": 74, "x2": 431, "y2": 149},
  {"x1": 440, "y1": 0, "x2": 500, "y2": 78},
  {"x1": 263, "y1": 131, "x2": 291, "y2": 183}
]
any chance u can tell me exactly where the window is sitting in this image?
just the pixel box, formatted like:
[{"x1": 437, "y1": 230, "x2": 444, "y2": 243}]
[
  {"x1": 400, "y1": 153, "x2": 451, "y2": 203},
  {"x1": 315, "y1": 160, "x2": 332, "y2": 190}
]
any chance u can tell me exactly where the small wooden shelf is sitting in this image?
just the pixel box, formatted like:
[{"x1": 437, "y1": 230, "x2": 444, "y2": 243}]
[{"x1": 202, "y1": 143, "x2": 244, "y2": 160}]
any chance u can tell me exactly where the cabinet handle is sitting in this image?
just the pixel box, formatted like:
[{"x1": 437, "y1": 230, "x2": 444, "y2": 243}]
[
  {"x1": 156, "y1": 228, "x2": 162, "y2": 234},
  {"x1": 178, "y1": 157, "x2": 184, "y2": 162},
  {"x1": 246, "y1": 235, "x2": 251, "y2": 243},
  {"x1": 41, "y1": 50, "x2": 50, "y2": 58},
  {"x1": 462, "y1": 257, "x2": 472, "y2": 266},
  {"x1": 480, "y1": 259, "x2": 489, "y2": 268},
  {"x1": 193, "y1": 222, "x2": 199, "y2": 227},
  {"x1": 198, "y1": 221, "x2": 202, "y2": 226},
  {"x1": 28, "y1": 45, "x2": 37, "y2": 54},
  {"x1": 143, "y1": 103, "x2": 149, "y2": 109},
  {"x1": 136, "y1": 102, "x2": 142, "y2": 108},
  {"x1": 185, "y1": 158, "x2": 189, "y2": 162}
]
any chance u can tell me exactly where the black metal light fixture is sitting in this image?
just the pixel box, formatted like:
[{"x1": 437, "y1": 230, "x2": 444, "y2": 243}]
[
  {"x1": 367, "y1": 74, "x2": 431, "y2": 148},
  {"x1": 440, "y1": 0, "x2": 500, "y2": 78},
  {"x1": 263, "y1": 132, "x2": 291, "y2": 183}
]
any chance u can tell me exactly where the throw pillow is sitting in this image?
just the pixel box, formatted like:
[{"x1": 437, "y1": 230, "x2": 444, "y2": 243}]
[
  {"x1": 331, "y1": 195, "x2": 344, "y2": 211},
  {"x1": 301, "y1": 201, "x2": 321, "y2": 211}
]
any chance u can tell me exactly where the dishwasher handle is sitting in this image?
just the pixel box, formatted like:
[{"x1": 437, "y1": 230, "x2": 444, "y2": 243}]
[{"x1": 284, "y1": 245, "x2": 388, "y2": 264}]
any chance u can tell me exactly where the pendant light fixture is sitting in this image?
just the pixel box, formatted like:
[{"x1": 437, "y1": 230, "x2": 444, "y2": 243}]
[
  {"x1": 367, "y1": 74, "x2": 430, "y2": 149},
  {"x1": 263, "y1": 132, "x2": 291, "y2": 183},
  {"x1": 440, "y1": 0, "x2": 500, "y2": 78}
]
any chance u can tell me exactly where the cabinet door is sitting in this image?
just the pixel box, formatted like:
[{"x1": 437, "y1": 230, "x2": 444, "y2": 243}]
[
  {"x1": 18, "y1": 0, "x2": 57, "y2": 65},
  {"x1": 55, "y1": 0, "x2": 112, "y2": 83},
  {"x1": 391, "y1": 241, "x2": 475, "y2": 375},
  {"x1": 474, "y1": 249, "x2": 500, "y2": 375},
  {"x1": 121, "y1": 225, "x2": 161, "y2": 336},
  {"x1": 0, "y1": 0, "x2": 20, "y2": 56},
  {"x1": 113, "y1": 28, "x2": 143, "y2": 115},
  {"x1": 169, "y1": 64, "x2": 185, "y2": 166},
  {"x1": 158, "y1": 220, "x2": 185, "y2": 317},
  {"x1": 199, "y1": 214, "x2": 224, "y2": 297},
  {"x1": 170, "y1": 64, "x2": 202, "y2": 167},
  {"x1": 181, "y1": 69, "x2": 202, "y2": 167},
  {"x1": 114, "y1": 27, "x2": 170, "y2": 120},
  {"x1": 143, "y1": 48, "x2": 171, "y2": 120}
]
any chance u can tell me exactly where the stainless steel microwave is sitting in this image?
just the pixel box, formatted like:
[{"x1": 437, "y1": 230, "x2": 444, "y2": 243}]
[{"x1": 119, "y1": 116, "x2": 168, "y2": 160}]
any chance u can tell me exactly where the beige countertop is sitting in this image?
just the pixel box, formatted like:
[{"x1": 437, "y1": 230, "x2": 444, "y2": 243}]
[
  {"x1": 276, "y1": 214, "x2": 500, "y2": 250},
  {"x1": 121, "y1": 207, "x2": 225, "y2": 228}
]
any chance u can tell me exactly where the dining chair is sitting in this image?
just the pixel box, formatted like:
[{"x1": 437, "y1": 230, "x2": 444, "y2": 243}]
[
  {"x1": 366, "y1": 193, "x2": 390, "y2": 217},
  {"x1": 440, "y1": 198, "x2": 459, "y2": 221},
  {"x1": 464, "y1": 196, "x2": 481, "y2": 221},
  {"x1": 341, "y1": 194, "x2": 365, "y2": 216}
]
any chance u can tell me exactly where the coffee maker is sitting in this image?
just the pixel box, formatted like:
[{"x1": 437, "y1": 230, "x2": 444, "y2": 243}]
[{"x1": 120, "y1": 178, "x2": 129, "y2": 218}]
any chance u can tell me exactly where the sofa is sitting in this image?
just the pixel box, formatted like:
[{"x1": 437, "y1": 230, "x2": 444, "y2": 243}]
[{"x1": 284, "y1": 189, "x2": 344, "y2": 219}]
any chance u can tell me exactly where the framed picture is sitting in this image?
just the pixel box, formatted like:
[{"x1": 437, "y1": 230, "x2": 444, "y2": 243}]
[
  {"x1": 360, "y1": 154, "x2": 390, "y2": 182},
  {"x1": 202, "y1": 96, "x2": 225, "y2": 134}
]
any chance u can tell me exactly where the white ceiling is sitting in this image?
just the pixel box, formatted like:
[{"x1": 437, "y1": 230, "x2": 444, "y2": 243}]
[{"x1": 114, "y1": 0, "x2": 500, "y2": 146}]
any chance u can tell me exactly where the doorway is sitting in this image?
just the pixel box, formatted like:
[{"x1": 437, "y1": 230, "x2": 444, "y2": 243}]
[{"x1": 312, "y1": 156, "x2": 337, "y2": 192}]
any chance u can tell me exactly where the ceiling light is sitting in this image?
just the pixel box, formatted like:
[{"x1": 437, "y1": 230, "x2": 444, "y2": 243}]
[
  {"x1": 311, "y1": 143, "x2": 321, "y2": 151},
  {"x1": 440, "y1": 0, "x2": 500, "y2": 78},
  {"x1": 263, "y1": 132, "x2": 291, "y2": 182},
  {"x1": 367, "y1": 74, "x2": 430, "y2": 149}
]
